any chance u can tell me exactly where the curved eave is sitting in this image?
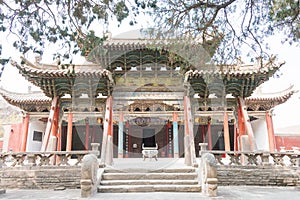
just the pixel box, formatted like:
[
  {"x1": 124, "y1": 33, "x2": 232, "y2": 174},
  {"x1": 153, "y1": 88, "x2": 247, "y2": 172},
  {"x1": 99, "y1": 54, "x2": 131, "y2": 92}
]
[
  {"x1": 190, "y1": 61, "x2": 282, "y2": 98},
  {"x1": 11, "y1": 60, "x2": 110, "y2": 78},
  {"x1": 10, "y1": 60, "x2": 111, "y2": 98},
  {"x1": 245, "y1": 86, "x2": 297, "y2": 111},
  {"x1": 0, "y1": 88, "x2": 51, "y2": 112}
]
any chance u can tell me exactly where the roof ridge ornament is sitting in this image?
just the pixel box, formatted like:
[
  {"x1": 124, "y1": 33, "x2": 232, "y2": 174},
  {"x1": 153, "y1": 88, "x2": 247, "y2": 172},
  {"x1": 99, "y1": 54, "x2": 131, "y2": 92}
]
[
  {"x1": 104, "y1": 31, "x2": 112, "y2": 40},
  {"x1": 256, "y1": 56, "x2": 263, "y2": 69}
]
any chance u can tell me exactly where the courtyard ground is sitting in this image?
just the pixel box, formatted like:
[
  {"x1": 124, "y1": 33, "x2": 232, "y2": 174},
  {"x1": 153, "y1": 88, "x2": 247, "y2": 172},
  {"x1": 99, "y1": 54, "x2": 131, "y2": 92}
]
[{"x1": 1, "y1": 186, "x2": 299, "y2": 200}]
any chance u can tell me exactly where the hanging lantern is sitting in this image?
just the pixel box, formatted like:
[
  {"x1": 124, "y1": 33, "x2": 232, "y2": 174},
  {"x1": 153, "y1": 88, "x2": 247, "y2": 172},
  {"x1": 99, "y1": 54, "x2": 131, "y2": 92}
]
[{"x1": 97, "y1": 117, "x2": 103, "y2": 124}]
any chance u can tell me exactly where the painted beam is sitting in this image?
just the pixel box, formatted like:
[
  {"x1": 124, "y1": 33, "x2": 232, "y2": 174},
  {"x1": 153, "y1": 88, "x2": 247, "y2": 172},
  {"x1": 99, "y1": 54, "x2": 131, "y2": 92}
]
[{"x1": 41, "y1": 96, "x2": 58, "y2": 151}]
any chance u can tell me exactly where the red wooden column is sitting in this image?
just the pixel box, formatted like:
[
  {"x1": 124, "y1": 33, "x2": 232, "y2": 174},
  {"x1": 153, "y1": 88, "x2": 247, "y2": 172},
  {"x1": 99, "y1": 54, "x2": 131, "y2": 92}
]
[
  {"x1": 237, "y1": 107, "x2": 243, "y2": 151},
  {"x1": 66, "y1": 112, "x2": 73, "y2": 151},
  {"x1": 85, "y1": 118, "x2": 90, "y2": 151},
  {"x1": 207, "y1": 119, "x2": 212, "y2": 150},
  {"x1": 238, "y1": 104, "x2": 245, "y2": 135},
  {"x1": 238, "y1": 97, "x2": 257, "y2": 151},
  {"x1": 183, "y1": 96, "x2": 192, "y2": 166},
  {"x1": 266, "y1": 112, "x2": 276, "y2": 152},
  {"x1": 223, "y1": 112, "x2": 230, "y2": 151},
  {"x1": 20, "y1": 114, "x2": 30, "y2": 152},
  {"x1": 41, "y1": 97, "x2": 59, "y2": 151},
  {"x1": 100, "y1": 96, "x2": 113, "y2": 165},
  {"x1": 107, "y1": 96, "x2": 113, "y2": 164},
  {"x1": 51, "y1": 106, "x2": 59, "y2": 137}
]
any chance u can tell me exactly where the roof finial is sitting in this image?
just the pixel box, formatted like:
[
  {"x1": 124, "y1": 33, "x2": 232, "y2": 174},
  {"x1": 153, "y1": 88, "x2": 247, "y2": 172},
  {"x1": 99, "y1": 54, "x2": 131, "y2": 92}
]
[
  {"x1": 104, "y1": 31, "x2": 112, "y2": 40},
  {"x1": 35, "y1": 56, "x2": 41, "y2": 65},
  {"x1": 256, "y1": 56, "x2": 263, "y2": 68}
]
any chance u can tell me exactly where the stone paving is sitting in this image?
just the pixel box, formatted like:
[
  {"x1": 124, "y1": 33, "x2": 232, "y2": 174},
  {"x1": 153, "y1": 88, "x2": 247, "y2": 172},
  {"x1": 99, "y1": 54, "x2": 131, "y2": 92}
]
[{"x1": 1, "y1": 186, "x2": 299, "y2": 200}]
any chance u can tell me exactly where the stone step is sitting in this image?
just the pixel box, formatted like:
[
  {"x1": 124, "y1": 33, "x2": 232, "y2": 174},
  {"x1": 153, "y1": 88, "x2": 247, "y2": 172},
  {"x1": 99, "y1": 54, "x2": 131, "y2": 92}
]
[
  {"x1": 104, "y1": 168, "x2": 196, "y2": 174},
  {"x1": 98, "y1": 184, "x2": 202, "y2": 193},
  {"x1": 102, "y1": 172, "x2": 198, "y2": 180},
  {"x1": 100, "y1": 179, "x2": 198, "y2": 186}
]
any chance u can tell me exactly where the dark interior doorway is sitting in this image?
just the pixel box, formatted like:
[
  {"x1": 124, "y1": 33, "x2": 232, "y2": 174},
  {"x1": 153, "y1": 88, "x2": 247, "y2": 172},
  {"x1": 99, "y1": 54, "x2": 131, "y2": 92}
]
[{"x1": 142, "y1": 128, "x2": 156, "y2": 147}]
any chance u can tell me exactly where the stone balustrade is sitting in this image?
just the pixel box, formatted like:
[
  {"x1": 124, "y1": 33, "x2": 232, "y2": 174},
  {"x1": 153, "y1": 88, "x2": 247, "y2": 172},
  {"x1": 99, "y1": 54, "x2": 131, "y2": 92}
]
[
  {"x1": 209, "y1": 151, "x2": 300, "y2": 167},
  {"x1": 199, "y1": 143, "x2": 300, "y2": 167},
  {"x1": 0, "y1": 150, "x2": 99, "y2": 168}
]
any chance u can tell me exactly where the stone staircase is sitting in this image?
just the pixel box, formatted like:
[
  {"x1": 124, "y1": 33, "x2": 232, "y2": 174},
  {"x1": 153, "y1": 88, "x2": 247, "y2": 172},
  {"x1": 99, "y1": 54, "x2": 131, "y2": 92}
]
[{"x1": 98, "y1": 168, "x2": 201, "y2": 193}]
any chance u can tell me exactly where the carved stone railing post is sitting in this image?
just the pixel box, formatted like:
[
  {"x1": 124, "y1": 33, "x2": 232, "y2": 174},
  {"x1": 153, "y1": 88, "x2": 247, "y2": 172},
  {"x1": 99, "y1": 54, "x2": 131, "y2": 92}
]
[
  {"x1": 199, "y1": 143, "x2": 208, "y2": 157},
  {"x1": 261, "y1": 152, "x2": 271, "y2": 166},
  {"x1": 91, "y1": 143, "x2": 100, "y2": 157},
  {"x1": 26, "y1": 154, "x2": 37, "y2": 166},
  {"x1": 292, "y1": 147, "x2": 300, "y2": 167},
  {"x1": 201, "y1": 152, "x2": 218, "y2": 197},
  {"x1": 81, "y1": 154, "x2": 98, "y2": 198}
]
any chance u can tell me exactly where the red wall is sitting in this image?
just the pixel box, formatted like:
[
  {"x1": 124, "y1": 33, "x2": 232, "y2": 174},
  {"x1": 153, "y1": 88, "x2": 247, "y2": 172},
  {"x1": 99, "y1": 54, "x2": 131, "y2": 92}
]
[
  {"x1": 275, "y1": 136, "x2": 300, "y2": 151},
  {"x1": 7, "y1": 123, "x2": 23, "y2": 152}
]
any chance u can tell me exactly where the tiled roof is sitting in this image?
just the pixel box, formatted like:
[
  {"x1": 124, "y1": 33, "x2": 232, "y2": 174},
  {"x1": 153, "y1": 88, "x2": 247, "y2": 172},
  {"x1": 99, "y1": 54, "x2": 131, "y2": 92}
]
[
  {"x1": 246, "y1": 85, "x2": 297, "y2": 101},
  {"x1": 11, "y1": 59, "x2": 110, "y2": 78},
  {"x1": 188, "y1": 57, "x2": 284, "y2": 77},
  {"x1": 0, "y1": 88, "x2": 51, "y2": 104},
  {"x1": 245, "y1": 85, "x2": 297, "y2": 111},
  {"x1": 10, "y1": 58, "x2": 112, "y2": 98},
  {"x1": 0, "y1": 88, "x2": 51, "y2": 112}
]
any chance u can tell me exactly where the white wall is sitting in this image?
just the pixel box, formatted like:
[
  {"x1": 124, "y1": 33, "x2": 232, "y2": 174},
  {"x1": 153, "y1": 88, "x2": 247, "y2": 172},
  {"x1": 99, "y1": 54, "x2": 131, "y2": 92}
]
[
  {"x1": 26, "y1": 120, "x2": 46, "y2": 151},
  {"x1": 251, "y1": 118, "x2": 269, "y2": 151},
  {"x1": 2, "y1": 125, "x2": 11, "y2": 152}
]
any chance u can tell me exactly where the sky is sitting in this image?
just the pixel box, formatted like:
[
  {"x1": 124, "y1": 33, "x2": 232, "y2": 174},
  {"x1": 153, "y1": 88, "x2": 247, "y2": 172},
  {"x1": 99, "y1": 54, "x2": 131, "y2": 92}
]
[{"x1": 0, "y1": 16, "x2": 299, "y2": 131}]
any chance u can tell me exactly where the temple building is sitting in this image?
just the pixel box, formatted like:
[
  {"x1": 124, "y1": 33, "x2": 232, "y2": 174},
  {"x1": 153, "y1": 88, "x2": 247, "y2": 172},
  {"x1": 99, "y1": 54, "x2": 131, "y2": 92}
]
[{"x1": 0, "y1": 37, "x2": 298, "y2": 165}]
